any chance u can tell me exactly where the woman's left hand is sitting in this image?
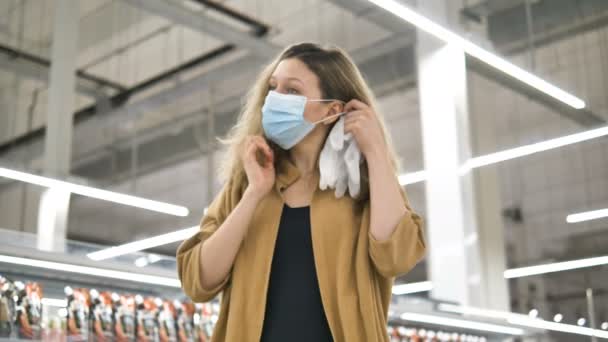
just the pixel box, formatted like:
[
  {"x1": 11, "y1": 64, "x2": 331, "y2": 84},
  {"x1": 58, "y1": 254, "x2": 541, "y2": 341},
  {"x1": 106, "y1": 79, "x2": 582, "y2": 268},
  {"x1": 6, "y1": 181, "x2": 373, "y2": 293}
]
[{"x1": 343, "y1": 99, "x2": 387, "y2": 158}]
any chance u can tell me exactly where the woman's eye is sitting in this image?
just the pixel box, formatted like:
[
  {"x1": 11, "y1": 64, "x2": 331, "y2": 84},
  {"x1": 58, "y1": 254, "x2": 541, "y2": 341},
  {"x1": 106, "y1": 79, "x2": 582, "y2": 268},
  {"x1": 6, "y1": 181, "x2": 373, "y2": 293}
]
[
  {"x1": 287, "y1": 88, "x2": 299, "y2": 94},
  {"x1": 268, "y1": 85, "x2": 276, "y2": 90}
]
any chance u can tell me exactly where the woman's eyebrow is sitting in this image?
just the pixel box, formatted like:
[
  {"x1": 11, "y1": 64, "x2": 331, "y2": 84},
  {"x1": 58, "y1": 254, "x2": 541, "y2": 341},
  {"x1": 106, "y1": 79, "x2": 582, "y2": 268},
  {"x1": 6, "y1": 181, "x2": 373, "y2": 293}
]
[{"x1": 269, "y1": 76, "x2": 304, "y2": 85}]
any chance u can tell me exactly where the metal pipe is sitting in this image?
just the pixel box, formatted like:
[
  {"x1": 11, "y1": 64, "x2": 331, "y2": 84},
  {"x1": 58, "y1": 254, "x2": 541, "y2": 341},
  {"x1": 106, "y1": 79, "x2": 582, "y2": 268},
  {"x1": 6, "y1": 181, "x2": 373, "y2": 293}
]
[
  {"x1": 189, "y1": 0, "x2": 270, "y2": 36},
  {"x1": 587, "y1": 288, "x2": 598, "y2": 342},
  {"x1": 0, "y1": 43, "x2": 126, "y2": 91}
]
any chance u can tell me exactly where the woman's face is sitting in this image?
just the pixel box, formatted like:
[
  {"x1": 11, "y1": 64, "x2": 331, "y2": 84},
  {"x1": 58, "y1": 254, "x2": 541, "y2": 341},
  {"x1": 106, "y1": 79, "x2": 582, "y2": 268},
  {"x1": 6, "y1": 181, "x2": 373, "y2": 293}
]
[{"x1": 268, "y1": 58, "x2": 341, "y2": 125}]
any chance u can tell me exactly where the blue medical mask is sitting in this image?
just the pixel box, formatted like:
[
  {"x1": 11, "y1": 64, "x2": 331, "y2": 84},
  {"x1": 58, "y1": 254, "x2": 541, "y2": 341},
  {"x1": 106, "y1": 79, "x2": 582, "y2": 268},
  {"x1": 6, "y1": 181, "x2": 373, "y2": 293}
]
[{"x1": 262, "y1": 90, "x2": 345, "y2": 150}]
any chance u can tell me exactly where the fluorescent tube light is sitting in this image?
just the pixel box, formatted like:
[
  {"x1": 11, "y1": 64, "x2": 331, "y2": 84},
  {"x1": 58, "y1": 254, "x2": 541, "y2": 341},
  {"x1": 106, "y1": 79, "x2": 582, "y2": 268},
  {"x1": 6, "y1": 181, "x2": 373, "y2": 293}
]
[
  {"x1": 463, "y1": 125, "x2": 608, "y2": 170},
  {"x1": 366, "y1": 0, "x2": 585, "y2": 109},
  {"x1": 396, "y1": 255, "x2": 608, "y2": 295},
  {"x1": 135, "y1": 256, "x2": 149, "y2": 268},
  {"x1": 567, "y1": 207, "x2": 608, "y2": 223},
  {"x1": 399, "y1": 312, "x2": 524, "y2": 335},
  {"x1": 134, "y1": 254, "x2": 163, "y2": 268},
  {"x1": 0, "y1": 254, "x2": 180, "y2": 288},
  {"x1": 88, "y1": 226, "x2": 199, "y2": 261},
  {"x1": 0, "y1": 167, "x2": 189, "y2": 217},
  {"x1": 392, "y1": 281, "x2": 433, "y2": 295},
  {"x1": 504, "y1": 255, "x2": 608, "y2": 279},
  {"x1": 398, "y1": 170, "x2": 428, "y2": 185},
  {"x1": 399, "y1": 125, "x2": 608, "y2": 186},
  {"x1": 508, "y1": 316, "x2": 608, "y2": 338},
  {"x1": 438, "y1": 303, "x2": 522, "y2": 320},
  {"x1": 439, "y1": 304, "x2": 608, "y2": 338}
]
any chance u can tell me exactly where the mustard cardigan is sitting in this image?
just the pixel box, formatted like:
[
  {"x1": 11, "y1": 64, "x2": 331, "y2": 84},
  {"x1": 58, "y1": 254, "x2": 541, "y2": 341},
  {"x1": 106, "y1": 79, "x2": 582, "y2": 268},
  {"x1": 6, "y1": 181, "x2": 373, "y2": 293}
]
[{"x1": 177, "y1": 158, "x2": 426, "y2": 341}]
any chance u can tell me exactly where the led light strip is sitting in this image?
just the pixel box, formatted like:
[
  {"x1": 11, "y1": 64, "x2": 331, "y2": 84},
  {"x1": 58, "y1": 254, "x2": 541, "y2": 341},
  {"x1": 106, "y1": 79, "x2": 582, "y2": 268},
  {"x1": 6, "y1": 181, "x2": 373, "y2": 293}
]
[
  {"x1": 391, "y1": 255, "x2": 608, "y2": 297},
  {"x1": 0, "y1": 167, "x2": 189, "y2": 217},
  {"x1": 462, "y1": 125, "x2": 608, "y2": 170},
  {"x1": 87, "y1": 226, "x2": 199, "y2": 261},
  {"x1": 0, "y1": 254, "x2": 181, "y2": 288},
  {"x1": 399, "y1": 312, "x2": 525, "y2": 335},
  {"x1": 392, "y1": 281, "x2": 433, "y2": 295},
  {"x1": 398, "y1": 170, "x2": 428, "y2": 185},
  {"x1": 439, "y1": 304, "x2": 608, "y2": 339},
  {"x1": 366, "y1": 0, "x2": 585, "y2": 109},
  {"x1": 508, "y1": 316, "x2": 608, "y2": 338},
  {"x1": 88, "y1": 209, "x2": 211, "y2": 260},
  {"x1": 134, "y1": 254, "x2": 163, "y2": 268},
  {"x1": 399, "y1": 125, "x2": 608, "y2": 186},
  {"x1": 567, "y1": 207, "x2": 608, "y2": 223},
  {"x1": 439, "y1": 304, "x2": 519, "y2": 320},
  {"x1": 504, "y1": 255, "x2": 608, "y2": 279}
]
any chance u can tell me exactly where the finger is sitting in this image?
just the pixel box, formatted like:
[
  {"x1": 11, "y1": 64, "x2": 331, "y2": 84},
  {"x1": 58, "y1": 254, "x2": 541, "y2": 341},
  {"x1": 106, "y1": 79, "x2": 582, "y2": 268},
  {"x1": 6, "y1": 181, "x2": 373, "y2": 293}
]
[
  {"x1": 250, "y1": 139, "x2": 274, "y2": 167},
  {"x1": 244, "y1": 143, "x2": 258, "y2": 164},
  {"x1": 344, "y1": 99, "x2": 369, "y2": 113},
  {"x1": 344, "y1": 120, "x2": 361, "y2": 135},
  {"x1": 251, "y1": 138, "x2": 273, "y2": 161},
  {"x1": 344, "y1": 114, "x2": 367, "y2": 128},
  {"x1": 344, "y1": 111, "x2": 363, "y2": 123},
  {"x1": 251, "y1": 136, "x2": 272, "y2": 155}
]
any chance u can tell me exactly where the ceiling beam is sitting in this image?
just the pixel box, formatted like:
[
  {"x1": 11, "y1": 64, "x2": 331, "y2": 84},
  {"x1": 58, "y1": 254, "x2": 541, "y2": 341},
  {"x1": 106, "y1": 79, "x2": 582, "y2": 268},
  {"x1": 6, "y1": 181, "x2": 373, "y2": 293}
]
[
  {"x1": 122, "y1": 0, "x2": 279, "y2": 58},
  {"x1": 461, "y1": 0, "x2": 530, "y2": 22},
  {"x1": 0, "y1": 43, "x2": 126, "y2": 97},
  {"x1": 0, "y1": 57, "x2": 103, "y2": 98}
]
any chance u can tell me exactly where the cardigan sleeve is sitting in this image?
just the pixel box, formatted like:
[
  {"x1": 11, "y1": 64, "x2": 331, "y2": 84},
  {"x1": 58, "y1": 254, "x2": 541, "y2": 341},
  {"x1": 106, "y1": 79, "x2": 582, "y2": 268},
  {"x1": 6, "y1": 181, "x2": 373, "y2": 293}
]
[
  {"x1": 368, "y1": 186, "x2": 426, "y2": 278},
  {"x1": 176, "y1": 179, "x2": 242, "y2": 302}
]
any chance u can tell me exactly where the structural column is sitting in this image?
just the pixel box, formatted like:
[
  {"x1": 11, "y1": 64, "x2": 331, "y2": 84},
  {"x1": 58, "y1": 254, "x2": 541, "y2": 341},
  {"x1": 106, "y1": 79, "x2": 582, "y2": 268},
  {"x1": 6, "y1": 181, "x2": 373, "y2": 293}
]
[
  {"x1": 417, "y1": 0, "x2": 509, "y2": 309},
  {"x1": 37, "y1": 0, "x2": 79, "y2": 252}
]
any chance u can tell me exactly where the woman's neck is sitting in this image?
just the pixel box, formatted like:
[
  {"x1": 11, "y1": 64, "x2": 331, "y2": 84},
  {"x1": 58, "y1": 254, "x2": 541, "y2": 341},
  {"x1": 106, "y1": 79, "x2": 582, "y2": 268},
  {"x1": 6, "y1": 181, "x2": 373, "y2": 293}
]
[{"x1": 289, "y1": 129, "x2": 326, "y2": 176}]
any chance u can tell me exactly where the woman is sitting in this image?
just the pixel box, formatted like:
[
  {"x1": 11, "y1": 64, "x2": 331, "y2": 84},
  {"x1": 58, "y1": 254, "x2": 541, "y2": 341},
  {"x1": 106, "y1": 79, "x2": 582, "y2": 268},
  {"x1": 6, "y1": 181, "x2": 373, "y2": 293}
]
[{"x1": 177, "y1": 42, "x2": 426, "y2": 342}]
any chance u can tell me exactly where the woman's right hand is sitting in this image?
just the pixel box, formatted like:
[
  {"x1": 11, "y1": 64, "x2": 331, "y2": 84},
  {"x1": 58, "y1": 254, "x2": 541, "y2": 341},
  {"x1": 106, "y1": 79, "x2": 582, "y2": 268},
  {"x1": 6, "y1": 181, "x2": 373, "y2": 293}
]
[{"x1": 241, "y1": 135, "x2": 275, "y2": 200}]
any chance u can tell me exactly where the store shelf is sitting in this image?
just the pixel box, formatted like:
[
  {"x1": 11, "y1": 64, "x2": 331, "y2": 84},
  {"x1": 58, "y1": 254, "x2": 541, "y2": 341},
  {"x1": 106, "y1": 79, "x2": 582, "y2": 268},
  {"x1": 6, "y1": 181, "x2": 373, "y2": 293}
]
[{"x1": 0, "y1": 228, "x2": 182, "y2": 297}]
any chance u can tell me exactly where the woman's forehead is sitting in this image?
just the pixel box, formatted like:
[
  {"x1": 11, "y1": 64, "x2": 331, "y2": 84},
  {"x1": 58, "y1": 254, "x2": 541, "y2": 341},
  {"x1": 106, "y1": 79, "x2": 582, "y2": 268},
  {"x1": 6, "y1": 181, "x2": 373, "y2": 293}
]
[{"x1": 271, "y1": 59, "x2": 318, "y2": 85}]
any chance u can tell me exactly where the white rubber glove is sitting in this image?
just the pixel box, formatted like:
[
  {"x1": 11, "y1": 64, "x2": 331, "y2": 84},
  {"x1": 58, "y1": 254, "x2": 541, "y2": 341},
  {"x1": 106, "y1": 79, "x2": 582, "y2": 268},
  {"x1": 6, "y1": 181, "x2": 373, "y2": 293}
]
[{"x1": 319, "y1": 116, "x2": 362, "y2": 198}]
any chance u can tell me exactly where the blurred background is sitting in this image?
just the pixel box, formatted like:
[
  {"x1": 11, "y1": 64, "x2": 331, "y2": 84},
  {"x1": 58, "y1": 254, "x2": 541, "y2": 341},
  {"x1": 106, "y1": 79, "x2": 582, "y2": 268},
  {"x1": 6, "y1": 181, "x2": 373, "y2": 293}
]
[{"x1": 0, "y1": 0, "x2": 607, "y2": 341}]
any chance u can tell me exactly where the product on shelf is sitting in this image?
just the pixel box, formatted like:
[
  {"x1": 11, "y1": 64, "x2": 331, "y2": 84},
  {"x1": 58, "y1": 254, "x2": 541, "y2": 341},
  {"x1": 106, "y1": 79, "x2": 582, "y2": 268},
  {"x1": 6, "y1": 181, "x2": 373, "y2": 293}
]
[
  {"x1": 89, "y1": 289, "x2": 114, "y2": 341},
  {"x1": 14, "y1": 281, "x2": 42, "y2": 340},
  {"x1": 134, "y1": 295, "x2": 159, "y2": 342},
  {"x1": 192, "y1": 303, "x2": 208, "y2": 342},
  {"x1": 112, "y1": 293, "x2": 136, "y2": 342},
  {"x1": 175, "y1": 300, "x2": 195, "y2": 342},
  {"x1": 194, "y1": 302, "x2": 217, "y2": 342},
  {"x1": 1, "y1": 276, "x2": 215, "y2": 342},
  {"x1": 65, "y1": 286, "x2": 89, "y2": 341},
  {"x1": 0, "y1": 276, "x2": 15, "y2": 337},
  {"x1": 158, "y1": 298, "x2": 178, "y2": 342}
]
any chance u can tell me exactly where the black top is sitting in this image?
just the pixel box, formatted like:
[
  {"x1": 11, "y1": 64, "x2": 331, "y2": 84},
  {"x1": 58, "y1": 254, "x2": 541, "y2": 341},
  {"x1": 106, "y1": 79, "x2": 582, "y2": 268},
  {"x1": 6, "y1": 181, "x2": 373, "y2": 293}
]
[{"x1": 260, "y1": 204, "x2": 334, "y2": 342}]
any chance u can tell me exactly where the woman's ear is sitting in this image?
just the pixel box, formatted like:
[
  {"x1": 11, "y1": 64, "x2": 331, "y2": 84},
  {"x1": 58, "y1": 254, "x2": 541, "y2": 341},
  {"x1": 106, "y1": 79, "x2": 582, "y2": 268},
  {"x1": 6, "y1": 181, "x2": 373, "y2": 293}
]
[{"x1": 322, "y1": 101, "x2": 345, "y2": 125}]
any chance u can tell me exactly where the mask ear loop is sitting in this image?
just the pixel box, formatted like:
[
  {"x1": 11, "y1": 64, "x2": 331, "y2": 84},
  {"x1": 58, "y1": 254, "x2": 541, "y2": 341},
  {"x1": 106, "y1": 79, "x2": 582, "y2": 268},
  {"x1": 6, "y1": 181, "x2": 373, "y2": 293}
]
[
  {"x1": 312, "y1": 111, "x2": 347, "y2": 124},
  {"x1": 308, "y1": 99, "x2": 347, "y2": 125}
]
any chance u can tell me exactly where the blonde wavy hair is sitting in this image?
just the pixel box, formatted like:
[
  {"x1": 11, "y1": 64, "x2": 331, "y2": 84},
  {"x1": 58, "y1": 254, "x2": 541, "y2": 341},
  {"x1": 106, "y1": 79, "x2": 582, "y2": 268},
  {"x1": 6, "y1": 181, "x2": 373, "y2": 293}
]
[{"x1": 219, "y1": 42, "x2": 401, "y2": 204}]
